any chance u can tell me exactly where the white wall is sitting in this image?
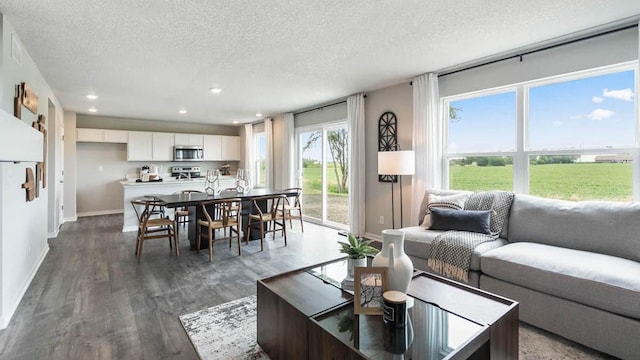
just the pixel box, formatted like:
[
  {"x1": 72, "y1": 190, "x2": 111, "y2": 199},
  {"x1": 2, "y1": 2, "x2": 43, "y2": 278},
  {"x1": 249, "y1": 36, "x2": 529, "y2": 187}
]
[
  {"x1": 294, "y1": 102, "x2": 347, "y2": 128},
  {"x1": 364, "y1": 83, "x2": 413, "y2": 238},
  {"x1": 77, "y1": 114, "x2": 240, "y2": 135},
  {"x1": 63, "y1": 111, "x2": 77, "y2": 222},
  {"x1": 0, "y1": 15, "x2": 64, "y2": 328},
  {"x1": 439, "y1": 27, "x2": 638, "y2": 97}
]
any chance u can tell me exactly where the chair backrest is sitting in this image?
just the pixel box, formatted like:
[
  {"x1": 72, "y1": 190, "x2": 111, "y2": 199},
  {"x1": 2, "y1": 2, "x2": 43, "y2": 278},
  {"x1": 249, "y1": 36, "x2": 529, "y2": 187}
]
[
  {"x1": 131, "y1": 199, "x2": 162, "y2": 228},
  {"x1": 283, "y1": 188, "x2": 302, "y2": 207},
  {"x1": 220, "y1": 188, "x2": 239, "y2": 198},
  {"x1": 181, "y1": 190, "x2": 204, "y2": 194},
  {"x1": 251, "y1": 194, "x2": 286, "y2": 218},
  {"x1": 201, "y1": 198, "x2": 242, "y2": 226}
]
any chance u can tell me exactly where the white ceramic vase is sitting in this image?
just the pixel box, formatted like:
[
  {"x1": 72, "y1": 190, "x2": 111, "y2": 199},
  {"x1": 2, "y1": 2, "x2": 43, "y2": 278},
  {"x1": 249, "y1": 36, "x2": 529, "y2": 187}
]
[
  {"x1": 346, "y1": 257, "x2": 367, "y2": 280},
  {"x1": 342, "y1": 257, "x2": 367, "y2": 290},
  {"x1": 372, "y1": 229, "x2": 413, "y2": 293}
]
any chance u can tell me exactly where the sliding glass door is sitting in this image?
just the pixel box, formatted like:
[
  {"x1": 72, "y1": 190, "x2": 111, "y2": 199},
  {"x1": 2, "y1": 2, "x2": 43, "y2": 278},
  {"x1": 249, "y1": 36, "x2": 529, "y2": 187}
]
[{"x1": 297, "y1": 123, "x2": 349, "y2": 228}]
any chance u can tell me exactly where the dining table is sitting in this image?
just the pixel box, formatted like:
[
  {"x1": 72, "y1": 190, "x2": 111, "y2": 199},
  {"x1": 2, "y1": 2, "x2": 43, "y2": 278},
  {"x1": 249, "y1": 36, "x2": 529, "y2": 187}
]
[{"x1": 154, "y1": 188, "x2": 299, "y2": 250}]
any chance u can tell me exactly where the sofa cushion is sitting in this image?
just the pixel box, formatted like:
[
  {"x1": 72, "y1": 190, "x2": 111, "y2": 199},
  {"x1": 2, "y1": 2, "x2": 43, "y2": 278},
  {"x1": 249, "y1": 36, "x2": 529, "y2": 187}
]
[
  {"x1": 421, "y1": 193, "x2": 469, "y2": 229},
  {"x1": 401, "y1": 226, "x2": 507, "y2": 271},
  {"x1": 418, "y1": 189, "x2": 472, "y2": 227},
  {"x1": 429, "y1": 208, "x2": 492, "y2": 234},
  {"x1": 508, "y1": 194, "x2": 640, "y2": 262},
  {"x1": 481, "y1": 242, "x2": 640, "y2": 319}
]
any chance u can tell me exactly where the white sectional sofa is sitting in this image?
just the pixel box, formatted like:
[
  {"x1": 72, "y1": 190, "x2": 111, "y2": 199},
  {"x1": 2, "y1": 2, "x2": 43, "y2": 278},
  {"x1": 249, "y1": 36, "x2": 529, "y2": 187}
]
[{"x1": 401, "y1": 189, "x2": 640, "y2": 359}]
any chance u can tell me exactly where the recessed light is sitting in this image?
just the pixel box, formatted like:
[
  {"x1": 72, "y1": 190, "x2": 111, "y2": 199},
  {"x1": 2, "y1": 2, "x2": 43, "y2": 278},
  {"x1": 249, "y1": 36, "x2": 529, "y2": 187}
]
[
  {"x1": 88, "y1": 108, "x2": 97, "y2": 113},
  {"x1": 179, "y1": 109, "x2": 188, "y2": 114},
  {"x1": 233, "y1": 121, "x2": 239, "y2": 124},
  {"x1": 209, "y1": 88, "x2": 222, "y2": 94},
  {"x1": 256, "y1": 113, "x2": 262, "y2": 117},
  {"x1": 86, "y1": 94, "x2": 98, "y2": 100}
]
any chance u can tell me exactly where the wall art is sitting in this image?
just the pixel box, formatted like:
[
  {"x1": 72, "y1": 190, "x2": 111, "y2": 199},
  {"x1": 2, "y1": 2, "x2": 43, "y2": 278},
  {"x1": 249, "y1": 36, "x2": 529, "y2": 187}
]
[{"x1": 378, "y1": 111, "x2": 397, "y2": 183}]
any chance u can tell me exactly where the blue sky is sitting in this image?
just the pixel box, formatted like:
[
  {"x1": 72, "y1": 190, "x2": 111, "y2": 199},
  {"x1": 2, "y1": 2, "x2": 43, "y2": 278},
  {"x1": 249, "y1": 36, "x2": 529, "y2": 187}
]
[{"x1": 449, "y1": 69, "x2": 636, "y2": 153}]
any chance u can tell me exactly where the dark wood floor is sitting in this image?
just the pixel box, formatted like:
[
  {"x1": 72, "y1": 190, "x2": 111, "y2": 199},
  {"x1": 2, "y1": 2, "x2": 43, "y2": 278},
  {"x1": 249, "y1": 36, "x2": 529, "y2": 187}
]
[{"x1": 0, "y1": 215, "x2": 343, "y2": 359}]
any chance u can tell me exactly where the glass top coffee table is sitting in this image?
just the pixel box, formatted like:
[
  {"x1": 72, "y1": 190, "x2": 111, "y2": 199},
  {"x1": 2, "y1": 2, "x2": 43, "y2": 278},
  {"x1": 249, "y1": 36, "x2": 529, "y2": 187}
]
[{"x1": 257, "y1": 257, "x2": 518, "y2": 360}]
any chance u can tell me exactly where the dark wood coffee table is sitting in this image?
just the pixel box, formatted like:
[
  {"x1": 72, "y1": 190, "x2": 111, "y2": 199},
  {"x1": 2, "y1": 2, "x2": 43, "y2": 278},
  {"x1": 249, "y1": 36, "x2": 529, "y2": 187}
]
[{"x1": 257, "y1": 258, "x2": 519, "y2": 359}]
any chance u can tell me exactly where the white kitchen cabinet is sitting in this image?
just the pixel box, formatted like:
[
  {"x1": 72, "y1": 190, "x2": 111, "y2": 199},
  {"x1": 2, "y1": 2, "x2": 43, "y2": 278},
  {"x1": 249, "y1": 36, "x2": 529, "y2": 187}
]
[
  {"x1": 152, "y1": 132, "x2": 175, "y2": 161},
  {"x1": 103, "y1": 130, "x2": 128, "y2": 143},
  {"x1": 174, "y1": 133, "x2": 204, "y2": 146},
  {"x1": 127, "y1": 131, "x2": 153, "y2": 161},
  {"x1": 77, "y1": 128, "x2": 128, "y2": 143},
  {"x1": 203, "y1": 135, "x2": 222, "y2": 161},
  {"x1": 77, "y1": 128, "x2": 102, "y2": 142},
  {"x1": 221, "y1": 136, "x2": 241, "y2": 161}
]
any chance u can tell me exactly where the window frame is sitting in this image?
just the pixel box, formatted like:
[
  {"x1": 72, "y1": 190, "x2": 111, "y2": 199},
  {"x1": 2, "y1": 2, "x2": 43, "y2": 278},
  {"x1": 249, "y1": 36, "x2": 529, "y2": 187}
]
[{"x1": 442, "y1": 60, "x2": 639, "y2": 200}]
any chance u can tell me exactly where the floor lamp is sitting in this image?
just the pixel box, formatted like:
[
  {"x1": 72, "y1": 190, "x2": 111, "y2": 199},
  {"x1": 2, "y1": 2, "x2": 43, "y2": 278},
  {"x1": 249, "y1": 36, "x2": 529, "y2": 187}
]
[{"x1": 378, "y1": 150, "x2": 415, "y2": 229}]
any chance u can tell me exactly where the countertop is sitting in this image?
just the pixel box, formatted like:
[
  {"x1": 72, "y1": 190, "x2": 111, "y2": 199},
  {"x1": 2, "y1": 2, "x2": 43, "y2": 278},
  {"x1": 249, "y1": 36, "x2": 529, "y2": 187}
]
[{"x1": 120, "y1": 176, "x2": 236, "y2": 186}]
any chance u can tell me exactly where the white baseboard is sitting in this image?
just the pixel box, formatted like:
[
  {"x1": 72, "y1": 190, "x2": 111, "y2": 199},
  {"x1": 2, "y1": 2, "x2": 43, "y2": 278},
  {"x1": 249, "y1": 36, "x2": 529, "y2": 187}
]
[
  {"x1": 364, "y1": 232, "x2": 382, "y2": 242},
  {"x1": 63, "y1": 216, "x2": 77, "y2": 223},
  {"x1": 77, "y1": 209, "x2": 123, "y2": 217},
  {"x1": 47, "y1": 229, "x2": 59, "y2": 238},
  {"x1": 0, "y1": 244, "x2": 49, "y2": 330},
  {"x1": 122, "y1": 225, "x2": 138, "y2": 233}
]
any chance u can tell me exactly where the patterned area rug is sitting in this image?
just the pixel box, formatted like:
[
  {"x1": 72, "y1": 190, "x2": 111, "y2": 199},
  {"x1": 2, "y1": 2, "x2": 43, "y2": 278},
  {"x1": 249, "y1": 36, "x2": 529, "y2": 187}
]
[
  {"x1": 179, "y1": 295, "x2": 270, "y2": 360},
  {"x1": 181, "y1": 295, "x2": 612, "y2": 360}
]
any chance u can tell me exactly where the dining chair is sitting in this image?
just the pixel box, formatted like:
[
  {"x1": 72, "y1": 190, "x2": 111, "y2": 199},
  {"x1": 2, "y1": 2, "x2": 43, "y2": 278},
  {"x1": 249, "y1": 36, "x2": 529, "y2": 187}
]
[
  {"x1": 131, "y1": 199, "x2": 179, "y2": 262},
  {"x1": 174, "y1": 190, "x2": 204, "y2": 241},
  {"x1": 196, "y1": 198, "x2": 242, "y2": 262},
  {"x1": 245, "y1": 194, "x2": 287, "y2": 251},
  {"x1": 281, "y1": 188, "x2": 304, "y2": 232}
]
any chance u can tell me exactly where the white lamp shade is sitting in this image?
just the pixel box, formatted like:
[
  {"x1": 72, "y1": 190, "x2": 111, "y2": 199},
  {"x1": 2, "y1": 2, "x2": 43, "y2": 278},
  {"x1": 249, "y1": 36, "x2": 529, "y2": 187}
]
[{"x1": 378, "y1": 151, "x2": 415, "y2": 175}]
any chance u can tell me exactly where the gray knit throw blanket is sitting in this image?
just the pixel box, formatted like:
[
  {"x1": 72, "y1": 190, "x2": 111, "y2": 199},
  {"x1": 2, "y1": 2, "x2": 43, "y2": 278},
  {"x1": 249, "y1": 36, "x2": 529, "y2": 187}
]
[{"x1": 427, "y1": 190, "x2": 514, "y2": 283}]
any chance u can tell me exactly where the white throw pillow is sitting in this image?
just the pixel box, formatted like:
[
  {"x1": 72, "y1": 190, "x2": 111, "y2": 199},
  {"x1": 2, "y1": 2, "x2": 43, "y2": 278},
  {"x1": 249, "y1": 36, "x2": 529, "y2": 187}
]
[{"x1": 422, "y1": 193, "x2": 469, "y2": 229}]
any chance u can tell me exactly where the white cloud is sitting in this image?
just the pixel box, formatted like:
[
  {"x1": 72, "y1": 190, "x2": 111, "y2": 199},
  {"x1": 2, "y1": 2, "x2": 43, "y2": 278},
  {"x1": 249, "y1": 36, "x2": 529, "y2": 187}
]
[
  {"x1": 603, "y1": 88, "x2": 634, "y2": 102},
  {"x1": 552, "y1": 121, "x2": 563, "y2": 127},
  {"x1": 591, "y1": 96, "x2": 603, "y2": 103},
  {"x1": 587, "y1": 108, "x2": 614, "y2": 120}
]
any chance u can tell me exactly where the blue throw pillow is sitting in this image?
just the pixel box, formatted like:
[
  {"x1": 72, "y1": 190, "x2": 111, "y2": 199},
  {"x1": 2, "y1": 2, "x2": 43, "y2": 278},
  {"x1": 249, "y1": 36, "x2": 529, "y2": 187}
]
[{"x1": 429, "y1": 207, "x2": 492, "y2": 234}]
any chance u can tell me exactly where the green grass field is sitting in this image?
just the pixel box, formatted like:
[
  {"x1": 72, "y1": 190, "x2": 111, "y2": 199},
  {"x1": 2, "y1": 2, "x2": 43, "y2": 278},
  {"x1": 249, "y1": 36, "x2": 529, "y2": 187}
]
[
  {"x1": 302, "y1": 165, "x2": 348, "y2": 197},
  {"x1": 450, "y1": 163, "x2": 632, "y2": 201}
]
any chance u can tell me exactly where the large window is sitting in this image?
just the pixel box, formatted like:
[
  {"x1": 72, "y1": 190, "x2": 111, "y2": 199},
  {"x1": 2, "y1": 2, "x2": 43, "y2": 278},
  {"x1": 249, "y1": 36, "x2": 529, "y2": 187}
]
[
  {"x1": 447, "y1": 90, "x2": 516, "y2": 192},
  {"x1": 445, "y1": 63, "x2": 637, "y2": 201}
]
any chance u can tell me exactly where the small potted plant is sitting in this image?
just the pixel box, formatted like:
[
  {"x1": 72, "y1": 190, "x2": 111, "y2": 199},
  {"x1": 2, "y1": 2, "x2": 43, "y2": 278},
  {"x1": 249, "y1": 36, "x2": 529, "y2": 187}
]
[{"x1": 338, "y1": 233, "x2": 379, "y2": 289}]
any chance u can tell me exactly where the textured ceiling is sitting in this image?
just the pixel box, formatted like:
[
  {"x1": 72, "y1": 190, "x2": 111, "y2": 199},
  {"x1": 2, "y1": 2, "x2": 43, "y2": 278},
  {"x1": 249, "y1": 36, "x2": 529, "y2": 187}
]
[{"x1": 1, "y1": 1, "x2": 639, "y2": 125}]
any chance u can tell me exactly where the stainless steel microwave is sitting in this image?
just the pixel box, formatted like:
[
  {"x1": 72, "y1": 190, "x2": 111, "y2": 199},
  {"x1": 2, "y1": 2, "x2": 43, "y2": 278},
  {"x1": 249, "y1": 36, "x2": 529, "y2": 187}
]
[{"x1": 174, "y1": 145, "x2": 204, "y2": 161}]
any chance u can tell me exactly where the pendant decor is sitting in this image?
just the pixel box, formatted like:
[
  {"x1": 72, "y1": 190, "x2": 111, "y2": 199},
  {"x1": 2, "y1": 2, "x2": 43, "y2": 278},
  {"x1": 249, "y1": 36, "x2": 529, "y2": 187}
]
[
  {"x1": 372, "y1": 229, "x2": 413, "y2": 294},
  {"x1": 378, "y1": 111, "x2": 398, "y2": 183},
  {"x1": 22, "y1": 167, "x2": 35, "y2": 202},
  {"x1": 14, "y1": 82, "x2": 39, "y2": 119},
  {"x1": 32, "y1": 114, "x2": 47, "y2": 193}
]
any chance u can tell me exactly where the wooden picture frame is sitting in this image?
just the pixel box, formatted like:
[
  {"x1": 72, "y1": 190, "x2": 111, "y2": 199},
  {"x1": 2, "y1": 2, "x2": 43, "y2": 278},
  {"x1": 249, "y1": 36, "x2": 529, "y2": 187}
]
[{"x1": 354, "y1": 267, "x2": 387, "y2": 315}]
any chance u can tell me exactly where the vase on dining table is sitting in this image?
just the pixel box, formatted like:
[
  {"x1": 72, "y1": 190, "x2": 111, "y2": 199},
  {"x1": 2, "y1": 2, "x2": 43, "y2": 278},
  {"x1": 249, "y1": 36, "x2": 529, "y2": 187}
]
[{"x1": 236, "y1": 169, "x2": 251, "y2": 193}]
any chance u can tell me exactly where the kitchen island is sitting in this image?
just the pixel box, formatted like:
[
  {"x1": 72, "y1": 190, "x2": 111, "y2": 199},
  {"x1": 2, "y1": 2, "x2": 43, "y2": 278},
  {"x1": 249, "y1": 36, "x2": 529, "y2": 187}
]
[{"x1": 121, "y1": 177, "x2": 235, "y2": 232}]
